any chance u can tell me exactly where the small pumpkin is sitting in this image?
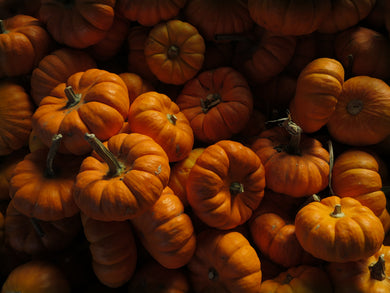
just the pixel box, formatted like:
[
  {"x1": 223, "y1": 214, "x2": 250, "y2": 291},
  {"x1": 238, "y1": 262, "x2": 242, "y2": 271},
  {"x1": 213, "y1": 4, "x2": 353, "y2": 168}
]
[
  {"x1": 73, "y1": 132, "x2": 170, "y2": 221},
  {"x1": 176, "y1": 66, "x2": 254, "y2": 144},
  {"x1": 327, "y1": 75, "x2": 390, "y2": 146},
  {"x1": 187, "y1": 229, "x2": 262, "y2": 293},
  {"x1": 0, "y1": 80, "x2": 35, "y2": 156},
  {"x1": 0, "y1": 14, "x2": 52, "y2": 77},
  {"x1": 289, "y1": 57, "x2": 345, "y2": 133},
  {"x1": 81, "y1": 213, "x2": 138, "y2": 288},
  {"x1": 186, "y1": 139, "x2": 266, "y2": 230},
  {"x1": 144, "y1": 19, "x2": 206, "y2": 85},
  {"x1": 118, "y1": 72, "x2": 154, "y2": 104},
  {"x1": 32, "y1": 68, "x2": 130, "y2": 156},
  {"x1": 131, "y1": 186, "x2": 196, "y2": 269},
  {"x1": 30, "y1": 47, "x2": 97, "y2": 106},
  {"x1": 295, "y1": 195, "x2": 384, "y2": 263},
  {"x1": 127, "y1": 91, "x2": 194, "y2": 162},
  {"x1": 39, "y1": 0, "x2": 116, "y2": 48},
  {"x1": 1, "y1": 260, "x2": 71, "y2": 293}
]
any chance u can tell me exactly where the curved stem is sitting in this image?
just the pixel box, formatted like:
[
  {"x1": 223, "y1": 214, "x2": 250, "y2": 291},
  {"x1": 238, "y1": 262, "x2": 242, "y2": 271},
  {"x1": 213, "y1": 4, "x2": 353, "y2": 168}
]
[
  {"x1": 282, "y1": 115, "x2": 302, "y2": 155},
  {"x1": 369, "y1": 254, "x2": 386, "y2": 281},
  {"x1": 84, "y1": 133, "x2": 124, "y2": 177},
  {"x1": 64, "y1": 86, "x2": 81, "y2": 108},
  {"x1": 45, "y1": 134, "x2": 63, "y2": 178},
  {"x1": 328, "y1": 140, "x2": 335, "y2": 196},
  {"x1": 330, "y1": 204, "x2": 345, "y2": 218}
]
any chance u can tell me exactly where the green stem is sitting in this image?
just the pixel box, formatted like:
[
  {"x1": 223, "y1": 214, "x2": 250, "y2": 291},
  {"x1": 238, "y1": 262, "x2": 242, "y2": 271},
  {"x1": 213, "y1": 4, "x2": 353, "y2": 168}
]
[
  {"x1": 64, "y1": 86, "x2": 81, "y2": 108},
  {"x1": 230, "y1": 182, "x2": 244, "y2": 196},
  {"x1": 167, "y1": 113, "x2": 177, "y2": 125},
  {"x1": 45, "y1": 134, "x2": 63, "y2": 178},
  {"x1": 0, "y1": 20, "x2": 6, "y2": 34},
  {"x1": 84, "y1": 133, "x2": 124, "y2": 177}
]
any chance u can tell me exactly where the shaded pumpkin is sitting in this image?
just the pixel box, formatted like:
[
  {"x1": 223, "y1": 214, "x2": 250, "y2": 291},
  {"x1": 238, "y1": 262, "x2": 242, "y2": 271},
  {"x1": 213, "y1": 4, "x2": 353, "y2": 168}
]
[{"x1": 118, "y1": 72, "x2": 154, "y2": 104}]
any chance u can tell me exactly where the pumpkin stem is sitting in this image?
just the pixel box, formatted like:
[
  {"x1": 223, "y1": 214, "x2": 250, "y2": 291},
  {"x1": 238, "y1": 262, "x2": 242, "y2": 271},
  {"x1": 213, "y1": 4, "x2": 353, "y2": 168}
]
[
  {"x1": 45, "y1": 134, "x2": 63, "y2": 178},
  {"x1": 282, "y1": 274, "x2": 294, "y2": 284},
  {"x1": 167, "y1": 113, "x2": 177, "y2": 125},
  {"x1": 167, "y1": 45, "x2": 180, "y2": 59},
  {"x1": 84, "y1": 133, "x2": 125, "y2": 177},
  {"x1": 330, "y1": 204, "x2": 345, "y2": 218},
  {"x1": 208, "y1": 268, "x2": 218, "y2": 281},
  {"x1": 369, "y1": 254, "x2": 387, "y2": 281},
  {"x1": 346, "y1": 99, "x2": 363, "y2": 116},
  {"x1": 64, "y1": 86, "x2": 81, "y2": 108},
  {"x1": 328, "y1": 140, "x2": 335, "y2": 196},
  {"x1": 230, "y1": 182, "x2": 244, "y2": 196},
  {"x1": 282, "y1": 114, "x2": 302, "y2": 155},
  {"x1": 30, "y1": 217, "x2": 45, "y2": 238},
  {"x1": 0, "y1": 20, "x2": 7, "y2": 34},
  {"x1": 201, "y1": 93, "x2": 221, "y2": 113}
]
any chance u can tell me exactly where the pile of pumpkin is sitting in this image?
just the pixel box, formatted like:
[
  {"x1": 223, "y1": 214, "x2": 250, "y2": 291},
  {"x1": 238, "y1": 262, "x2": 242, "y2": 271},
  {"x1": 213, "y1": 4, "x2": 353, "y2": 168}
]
[{"x1": 1, "y1": 0, "x2": 390, "y2": 292}]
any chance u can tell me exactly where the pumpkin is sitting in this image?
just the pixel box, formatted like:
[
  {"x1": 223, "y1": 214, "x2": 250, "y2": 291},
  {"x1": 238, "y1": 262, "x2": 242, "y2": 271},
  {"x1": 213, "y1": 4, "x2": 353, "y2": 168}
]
[
  {"x1": 39, "y1": 0, "x2": 116, "y2": 48},
  {"x1": 9, "y1": 134, "x2": 82, "y2": 221},
  {"x1": 0, "y1": 80, "x2": 35, "y2": 156},
  {"x1": 327, "y1": 75, "x2": 390, "y2": 146},
  {"x1": 233, "y1": 27, "x2": 297, "y2": 84},
  {"x1": 318, "y1": 0, "x2": 377, "y2": 34},
  {"x1": 327, "y1": 245, "x2": 390, "y2": 292},
  {"x1": 186, "y1": 139, "x2": 266, "y2": 230},
  {"x1": 1, "y1": 260, "x2": 71, "y2": 293},
  {"x1": 168, "y1": 147, "x2": 205, "y2": 206},
  {"x1": 247, "y1": 0, "x2": 331, "y2": 36},
  {"x1": 32, "y1": 68, "x2": 130, "y2": 156},
  {"x1": 259, "y1": 265, "x2": 333, "y2": 293},
  {"x1": 73, "y1": 132, "x2": 170, "y2": 221},
  {"x1": 127, "y1": 91, "x2": 194, "y2": 162},
  {"x1": 0, "y1": 0, "x2": 40, "y2": 19},
  {"x1": 0, "y1": 14, "x2": 52, "y2": 77},
  {"x1": 118, "y1": 72, "x2": 154, "y2": 104},
  {"x1": 117, "y1": 0, "x2": 187, "y2": 27},
  {"x1": 81, "y1": 213, "x2": 137, "y2": 288},
  {"x1": 176, "y1": 66, "x2": 254, "y2": 144},
  {"x1": 334, "y1": 26, "x2": 390, "y2": 80},
  {"x1": 184, "y1": 0, "x2": 254, "y2": 41},
  {"x1": 30, "y1": 47, "x2": 97, "y2": 106},
  {"x1": 289, "y1": 57, "x2": 345, "y2": 133},
  {"x1": 128, "y1": 260, "x2": 190, "y2": 293},
  {"x1": 187, "y1": 229, "x2": 262, "y2": 293},
  {"x1": 331, "y1": 149, "x2": 387, "y2": 216},
  {"x1": 4, "y1": 199, "x2": 81, "y2": 256},
  {"x1": 131, "y1": 186, "x2": 196, "y2": 269},
  {"x1": 295, "y1": 195, "x2": 384, "y2": 263},
  {"x1": 144, "y1": 19, "x2": 206, "y2": 85},
  {"x1": 251, "y1": 121, "x2": 330, "y2": 197}
]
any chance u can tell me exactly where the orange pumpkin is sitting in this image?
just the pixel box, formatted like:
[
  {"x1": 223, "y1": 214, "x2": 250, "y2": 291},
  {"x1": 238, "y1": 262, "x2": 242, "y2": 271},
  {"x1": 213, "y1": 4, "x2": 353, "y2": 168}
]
[
  {"x1": 39, "y1": 0, "x2": 116, "y2": 48},
  {"x1": 186, "y1": 139, "x2": 266, "y2": 230},
  {"x1": 176, "y1": 66, "x2": 254, "y2": 144},
  {"x1": 327, "y1": 75, "x2": 390, "y2": 146},
  {"x1": 289, "y1": 57, "x2": 345, "y2": 133},
  {"x1": 295, "y1": 195, "x2": 384, "y2": 263},
  {"x1": 30, "y1": 47, "x2": 97, "y2": 106},
  {"x1": 32, "y1": 68, "x2": 130, "y2": 156},
  {"x1": 131, "y1": 186, "x2": 196, "y2": 269},
  {"x1": 127, "y1": 91, "x2": 194, "y2": 162},
  {"x1": 118, "y1": 72, "x2": 154, "y2": 104},
  {"x1": 144, "y1": 19, "x2": 206, "y2": 85},
  {"x1": 81, "y1": 213, "x2": 137, "y2": 288},
  {"x1": 73, "y1": 132, "x2": 170, "y2": 221},
  {"x1": 0, "y1": 14, "x2": 52, "y2": 77}
]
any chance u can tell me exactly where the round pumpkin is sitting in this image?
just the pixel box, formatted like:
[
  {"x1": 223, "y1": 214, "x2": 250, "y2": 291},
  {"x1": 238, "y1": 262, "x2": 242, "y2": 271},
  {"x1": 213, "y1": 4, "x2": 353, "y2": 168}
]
[
  {"x1": 144, "y1": 19, "x2": 206, "y2": 85},
  {"x1": 295, "y1": 195, "x2": 385, "y2": 263},
  {"x1": 118, "y1": 72, "x2": 154, "y2": 104}
]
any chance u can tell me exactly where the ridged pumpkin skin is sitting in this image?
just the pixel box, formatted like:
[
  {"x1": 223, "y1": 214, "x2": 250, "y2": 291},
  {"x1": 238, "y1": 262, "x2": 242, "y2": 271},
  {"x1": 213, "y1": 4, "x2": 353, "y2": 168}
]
[
  {"x1": 295, "y1": 196, "x2": 384, "y2": 263},
  {"x1": 186, "y1": 140, "x2": 266, "y2": 230},
  {"x1": 259, "y1": 265, "x2": 333, "y2": 293},
  {"x1": 327, "y1": 245, "x2": 390, "y2": 293},
  {"x1": 0, "y1": 80, "x2": 34, "y2": 156},
  {"x1": 251, "y1": 126, "x2": 330, "y2": 197},
  {"x1": 327, "y1": 75, "x2": 390, "y2": 146},
  {"x1": 0, "y1": 14, "x2": 52, "y2": 77},
  {"x1": 248, "y1": 0, "x2": 331, "y2": 36},
  {"x1": 332, "y1": 149, "x2": 386, "y2": 216},
  {"x1": 131, "y1": 187, "x2": 196, "y2": 269},
  {"x1": 73, "y1": 132, "x2": 170, "y2": 222},
  {"x1": 81, "y1": 213, "x2": 137, "y2": 288},
  {"x1": 32, "y1": 68, "x2": 130, "y2": 156},
  {"x1": 187, "y1": 229, "x2": 262, "y2": 293},
  {"x1": 289, "y1": 57, "x2": 345, "y2": 133},
  {"x1": 176, "y1": 66, "x2": 253, "y2": 144},
  {"x1": 39, "y1": 0, "x2": 116, "y2": 48},
  {"x1": 144, "y1": 19, "x2": 205, "y2": 85}
]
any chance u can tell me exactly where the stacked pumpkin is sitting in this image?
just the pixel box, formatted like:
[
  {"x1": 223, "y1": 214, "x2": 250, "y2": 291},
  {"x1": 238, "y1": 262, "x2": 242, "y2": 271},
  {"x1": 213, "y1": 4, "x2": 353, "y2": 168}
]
[{"x1": 0, "y1": 0, "x2": 390, "y2": 292}]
